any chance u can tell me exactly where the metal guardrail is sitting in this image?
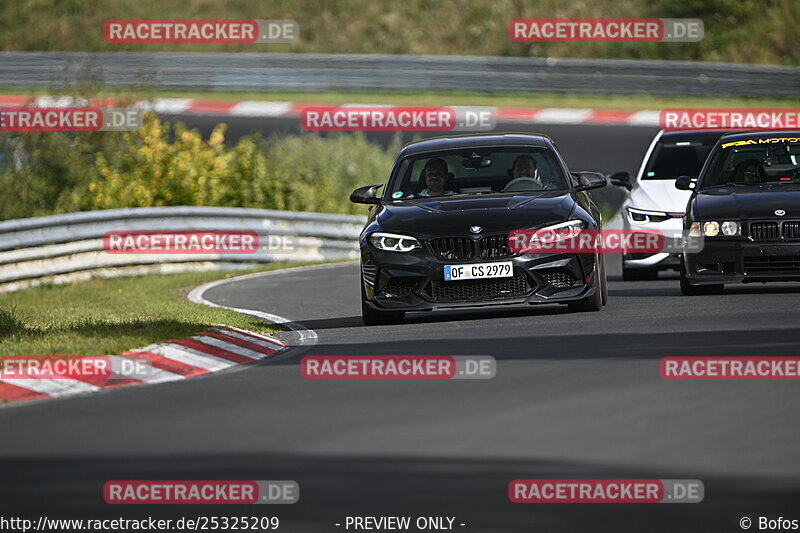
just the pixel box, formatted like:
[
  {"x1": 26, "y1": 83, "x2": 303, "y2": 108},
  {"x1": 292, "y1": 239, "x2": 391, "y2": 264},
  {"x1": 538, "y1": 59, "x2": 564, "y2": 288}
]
[
  {"x1": 0, "y1": 52, "x2": 797, "y2": 98},
  {"x1": 0, "y1": 206, "x2": 366, "y2": 292}
]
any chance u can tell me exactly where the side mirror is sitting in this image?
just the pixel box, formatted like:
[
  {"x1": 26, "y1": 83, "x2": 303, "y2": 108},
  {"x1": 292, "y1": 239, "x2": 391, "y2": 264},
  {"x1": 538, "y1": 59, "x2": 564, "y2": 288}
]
[
  {"x1": 572, "y1": 171, "x2": 608, "y2": 191},
  {"x1": 675, "y1": 176, "x2": 696, "y2": 191},
  {"x1": 350, "y1": 184, "x2": 383, "y2": 204},
  {"x1": 608, "y1": 171, "x2": 632, "y2": 191}
]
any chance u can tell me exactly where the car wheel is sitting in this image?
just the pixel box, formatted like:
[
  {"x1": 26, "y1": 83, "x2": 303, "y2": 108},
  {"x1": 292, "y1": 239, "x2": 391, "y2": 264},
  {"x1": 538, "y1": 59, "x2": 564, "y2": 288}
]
[
  {"x1": 568, "y1": 261, "x2": 603, "y2": 313},
  {"x1": 599, "y1": 255, "x2": 609, "y2": 306},
  {"x1": 360, "y1": 276, "x2": 405, "y2": 326},
  {"x1": 622, "y1": 266, "x2": 659, "y2": 281},
  {"x1": 679, "y1": 259, "x2": 723, "y2": 296}
]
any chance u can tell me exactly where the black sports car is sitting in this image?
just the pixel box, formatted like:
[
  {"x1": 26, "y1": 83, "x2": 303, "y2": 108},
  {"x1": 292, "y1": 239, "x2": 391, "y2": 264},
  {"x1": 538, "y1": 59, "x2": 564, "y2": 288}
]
[
  {"x1": 678, "y1": 131, "x2": 800, "y2": 295},
  {"x1": 350, "y1": 133, "x2": 608, "y2": 325}
]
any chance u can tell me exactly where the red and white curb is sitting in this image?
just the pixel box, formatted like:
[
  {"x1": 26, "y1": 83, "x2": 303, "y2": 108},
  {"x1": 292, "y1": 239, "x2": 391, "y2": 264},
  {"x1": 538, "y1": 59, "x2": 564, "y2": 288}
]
[
  {"x1": 0, "y1": 325, "x2": 287, "y2": 405},
  {"x1": 0, "y1": 95, "x2": 660, "y2": 126}
]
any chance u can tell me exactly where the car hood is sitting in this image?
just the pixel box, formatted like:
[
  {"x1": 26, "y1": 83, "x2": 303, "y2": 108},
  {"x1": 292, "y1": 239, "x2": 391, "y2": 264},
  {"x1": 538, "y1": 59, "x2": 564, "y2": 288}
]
[
  {"x1": 630, "y1": 179, "x2": 692, "y2": 213},
  {"x1": 376, "y1": 192, "x2": 577, "y2": 237},
  {"x1": 694, "y1": 185, "x2": 800, "y2": 219}
]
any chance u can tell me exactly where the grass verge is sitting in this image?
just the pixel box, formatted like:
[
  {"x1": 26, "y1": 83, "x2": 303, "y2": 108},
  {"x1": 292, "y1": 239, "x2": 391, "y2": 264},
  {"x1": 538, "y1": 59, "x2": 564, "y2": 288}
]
[
  {"x1": 0, "y1": 262, "x2": 321, "y2": 357},
  {"x1": 2, "y1": 88, "x2": 799, "y2": 111}
]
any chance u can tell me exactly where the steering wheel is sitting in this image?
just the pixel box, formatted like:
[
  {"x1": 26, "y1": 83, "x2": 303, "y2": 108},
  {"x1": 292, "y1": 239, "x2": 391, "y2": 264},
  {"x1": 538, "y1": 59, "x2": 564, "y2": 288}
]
[{"x1": 502, "y1": 177, "x2": 546, "y2": 192}]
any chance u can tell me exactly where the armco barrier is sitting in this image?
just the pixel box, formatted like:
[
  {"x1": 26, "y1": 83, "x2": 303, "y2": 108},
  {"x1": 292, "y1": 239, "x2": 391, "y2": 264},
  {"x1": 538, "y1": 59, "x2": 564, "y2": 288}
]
[
  {"x1": 0, "y1": 52, "x2": 797, "y2": 98},
  {"x1": 0, "y1": 206, "x2": 366, "y2": 292}
]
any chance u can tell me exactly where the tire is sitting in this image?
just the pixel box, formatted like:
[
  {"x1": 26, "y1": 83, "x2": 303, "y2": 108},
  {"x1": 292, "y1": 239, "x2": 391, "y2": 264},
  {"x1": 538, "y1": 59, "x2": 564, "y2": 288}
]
[
  {"x1": 599, "y1": 255, "x2": 609, "y2": 306},
  {"x1": 679, "y1": 259, "x2": 723, "y2": 296},
  {"x1": 568, "y1": 257, "x2": 604, "y2": 313},
  {"x1": 360, "y1": 276, "x2": 405, "y2": 326},
  {"x1": 622, "y1": 265, "x2": 659, "y2": 281}
]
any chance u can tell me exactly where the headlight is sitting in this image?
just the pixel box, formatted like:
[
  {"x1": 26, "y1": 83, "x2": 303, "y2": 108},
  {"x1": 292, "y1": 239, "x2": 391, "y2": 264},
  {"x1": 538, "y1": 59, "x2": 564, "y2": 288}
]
[
  {"x1": 703, "y1": 221, "x2": 720, "y2": 237},
  {"x1": 531, "y1": 220, "x2": 587, "y2": 243},
  {"x1": 369, "y1": 232, "x2": 421, "y2": 252},
  {"x1": 627, "y1": 207, "x2": 671, "y2": 223},
  {"x1": 721, "y1": 221, "x2": 741, "y2": 236},
  {"x1": 693, "y1": 221, "x2": 741, "y2": 237}
]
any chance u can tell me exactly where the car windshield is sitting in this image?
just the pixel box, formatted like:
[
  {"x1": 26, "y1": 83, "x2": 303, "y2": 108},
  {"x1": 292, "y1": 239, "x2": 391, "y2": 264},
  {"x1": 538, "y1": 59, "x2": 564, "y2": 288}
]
[
  {"x1": 385, "y1": 147, "x2": 570, "y2": 199},
  {"x1": 699, "y1": 137, "x2": 800, "y2": 189},
  {"x1": 643, "y1": 135, "x2": 720, "y2": 179}
]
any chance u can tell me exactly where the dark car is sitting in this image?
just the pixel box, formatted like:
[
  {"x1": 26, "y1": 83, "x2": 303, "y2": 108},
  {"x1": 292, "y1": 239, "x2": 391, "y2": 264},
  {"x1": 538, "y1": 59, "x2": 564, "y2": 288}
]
[
  {"x1": 350, "y1": 133, "x2": 608, "y2": 325},
  {"x1": 677, "y1": 131, "x2": 800, "y2": 295},
  {"x1": 610, "y1": 130, "x2": 725, "y2": 280}
]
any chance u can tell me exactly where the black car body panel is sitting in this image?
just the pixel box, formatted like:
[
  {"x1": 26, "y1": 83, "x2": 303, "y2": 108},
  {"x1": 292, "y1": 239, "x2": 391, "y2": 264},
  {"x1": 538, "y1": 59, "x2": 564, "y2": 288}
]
[
  {"x1": 356, "y1": 134, "x2": 605, "y2": 312},
  {"x1": 682, "y1": 131, "x2": 800, "y2": 285}
]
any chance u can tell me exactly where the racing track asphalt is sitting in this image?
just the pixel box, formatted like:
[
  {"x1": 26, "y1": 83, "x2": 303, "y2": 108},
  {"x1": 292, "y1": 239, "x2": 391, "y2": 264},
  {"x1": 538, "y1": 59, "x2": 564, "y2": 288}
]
[{"x1": 1, "y1": 121, "x2": 799, "y2": 532}]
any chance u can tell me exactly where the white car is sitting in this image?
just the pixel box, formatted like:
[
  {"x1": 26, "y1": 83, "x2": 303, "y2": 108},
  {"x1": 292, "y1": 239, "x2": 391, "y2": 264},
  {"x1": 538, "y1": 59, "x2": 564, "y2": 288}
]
[{"x1": 609, "y1": 130, "x2": 724, "y2": 280}]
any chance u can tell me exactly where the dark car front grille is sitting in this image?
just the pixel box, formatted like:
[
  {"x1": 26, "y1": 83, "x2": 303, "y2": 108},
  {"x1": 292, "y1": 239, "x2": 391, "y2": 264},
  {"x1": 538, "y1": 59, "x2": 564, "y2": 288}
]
[
  {"x1": 783, "y1": 221, "x2": 800, "y2": 239},
  {"x1": 428, "y1": 237, "x2": 475, "y2": 260},
  {"x1": 425, "y1": 274, "x2": 530, "y2": 301},
  {"x1": 748, "y1": 220, "x2": 800, "y2": 241},
  {"x1": 540, "y1": 268, "x2": 579, "y2": 288},
  {"x1": 749, "y1": 222, "x2": 779, "y2": 240},
  {"x1": 478, "y1": 234, "x2": 510, "y2": 258},
  {"x1": 427, "y1": 234, "x2": 511, "y2": 261},
  {"x1": 744, "y1": 256, "x2": 800, "y2": 273},
  {"x1": 380, "y1": 278, "x2": 418, "y2": 297}
]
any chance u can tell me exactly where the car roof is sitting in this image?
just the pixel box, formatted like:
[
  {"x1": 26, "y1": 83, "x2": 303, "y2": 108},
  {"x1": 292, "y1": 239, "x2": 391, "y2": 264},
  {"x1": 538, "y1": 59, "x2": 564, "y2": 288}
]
[
  {"x1": 399, "y1": 133, "x2": 551, "y2": 157},
  {"x1": 718, "y1": 130, "x2": 800, "y2": 141}
]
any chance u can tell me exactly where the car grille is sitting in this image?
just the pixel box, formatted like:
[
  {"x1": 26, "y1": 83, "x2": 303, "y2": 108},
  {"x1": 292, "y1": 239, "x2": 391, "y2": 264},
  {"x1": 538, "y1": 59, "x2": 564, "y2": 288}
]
[
  {"x1": 749, "y1": 222, "x2": 779, "y2": 240},
  {"x1": 784, "y1": 221, "x2": 800, "y2": 239},
  {"x1": 380, "y1": 279, "x2": 417, "y2": 297},
  {"x1": 428, "y1": 237, "x2": 475, "y2": 260},
  {"x1": 427, "y1": 234, "x2": 511, "y2": 261},
  {"x1": 749, "y1": 220, "x2": 800, "y2": 241},
  {"x1": 478, "y1": 234, "x2": 510, "y2": 258},
  {"x1": 425, "y1": 274, "x2": 530, "y2": 301},
  {"x1": 540, "y1": 268, "x2": 579, "y2": 288},
  {"x1": 744, "y1": 256, "x2": 800, "y2": 273}
]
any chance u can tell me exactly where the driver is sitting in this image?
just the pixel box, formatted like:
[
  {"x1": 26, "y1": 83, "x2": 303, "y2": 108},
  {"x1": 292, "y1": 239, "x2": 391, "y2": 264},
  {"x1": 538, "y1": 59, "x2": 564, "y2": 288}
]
[
  {"x1": 734, "y1": 158, "x2": 766, "y2": 184},
  {"x1": 419, "y1": 158, "x2": 457, "y2": 197},
  {"x1": 509, "y1": 155, "x2": 546, "y2": 188}
]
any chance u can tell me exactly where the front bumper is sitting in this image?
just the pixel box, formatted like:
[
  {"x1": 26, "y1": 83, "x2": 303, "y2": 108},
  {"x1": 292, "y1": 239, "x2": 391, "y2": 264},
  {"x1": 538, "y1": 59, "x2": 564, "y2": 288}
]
[
  {"x1": 361, "y1": 246, "x2": 598, "y2": 311},
  {"x1": 684, "y1": 240, "x2": 800, "y2": 284}
]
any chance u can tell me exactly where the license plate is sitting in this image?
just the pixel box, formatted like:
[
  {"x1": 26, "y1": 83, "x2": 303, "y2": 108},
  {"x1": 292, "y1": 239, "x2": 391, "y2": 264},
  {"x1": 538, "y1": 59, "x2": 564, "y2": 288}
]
[{"x1": 444, "y1": 261, "x2": 513, "y2": 281}]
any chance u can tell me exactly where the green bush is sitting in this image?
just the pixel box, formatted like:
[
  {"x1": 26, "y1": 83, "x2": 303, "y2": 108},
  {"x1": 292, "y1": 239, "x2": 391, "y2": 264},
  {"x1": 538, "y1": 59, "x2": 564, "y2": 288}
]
[{"x1": 0, "y1": 114, "x2": 398, "y2": 219}]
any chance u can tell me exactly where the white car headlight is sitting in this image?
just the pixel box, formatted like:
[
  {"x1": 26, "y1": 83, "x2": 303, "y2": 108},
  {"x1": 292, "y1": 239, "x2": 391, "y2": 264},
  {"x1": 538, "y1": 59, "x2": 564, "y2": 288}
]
[
  {"x1": 627, "y1": 207, "x2": 672, "y2": 223},
  {"x1": 721, "y1": 221, "x2": 741, "y2": 236},
  {"x1": 369, "y1": 232, "x2": 421, "y2": 252},
  {"x1": 531, "y1": 220, "x2": 587, "y2": 243},
  {"x1": 703, "y1": 221, "x2": 720, "y2": 237}
]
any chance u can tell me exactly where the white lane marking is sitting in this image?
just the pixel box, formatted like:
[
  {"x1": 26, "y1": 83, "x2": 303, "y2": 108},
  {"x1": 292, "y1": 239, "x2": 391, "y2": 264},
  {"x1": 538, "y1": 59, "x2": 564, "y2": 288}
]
[
  {"x1": 108, "y1": 355, "x2": 184, "y2": 384},
  {"x1": 627, "y1": 110, "x2": 661, "y2": 126},
  {"x1": 532, "y1": 108, "x2": 593, "y2": 124},
  {"x1": 144, "y1": 343, "x2": 236, "y2": 371},
  {"x1": 230, "y1": 101, "x2": 293, "y2": 116},
  {"x1": 190, "y1": 335, "x2": 266, "y2": 360},
  {"x1": 2, "y1": 378, "x2": 100, "y2": 396},
  {"x1": 137, "y1": 98, "x2": 193, "y2": 114},
  {"x1": 186, "y1": 264, "x2": 327, "y2": 351},
  {"x1": 35, "y1": 96, "x2": 89, "y2": 107}
]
